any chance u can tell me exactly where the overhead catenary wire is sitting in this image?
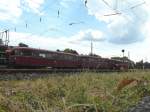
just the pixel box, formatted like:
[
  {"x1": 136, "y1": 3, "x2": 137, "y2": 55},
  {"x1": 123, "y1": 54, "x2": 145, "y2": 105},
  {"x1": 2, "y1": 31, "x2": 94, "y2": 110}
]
[
  {"x1": 69, "y1": 21, "x2": 84, "y2": 26},
  {"x1": 101, "y1": 0, "x2": 113, "y2": 9},
  {"x1": 104, "y1": 0, "x2": 148, "y2": 22},
  {"x1": 6, "y1": 0, "x2": 87, "y2": 36},
  {"x1": 130, "y1": 1, "x2": 145, "y2": 9},
  {"x1": 11, "y1": 0, "x2": 60, "y2": 31},
  {"x1": 100, "y1": 0, "x2": 123, "y2": 17},
  {"x1": 3, "y1": 0, "x2": 145, "y2": 57},
  {"x1": 0, "y1": 0, "x2": 116, "y2": 35},
  {"x1": 104, "y1": 12, "x2": 122, "y2": 16},
  {"x1": 7, "y1": 0, "x2": 146, "y2": 45},
  {"x1": 122, "y1": 0, "x2": 146, "y2": 21}
]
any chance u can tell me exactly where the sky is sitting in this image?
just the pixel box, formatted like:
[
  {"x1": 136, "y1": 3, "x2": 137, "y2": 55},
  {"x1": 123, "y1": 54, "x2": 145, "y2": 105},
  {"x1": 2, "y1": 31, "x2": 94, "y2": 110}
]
[{"x1": 0, "y1": 0, "x2": 150, "y2": 62}]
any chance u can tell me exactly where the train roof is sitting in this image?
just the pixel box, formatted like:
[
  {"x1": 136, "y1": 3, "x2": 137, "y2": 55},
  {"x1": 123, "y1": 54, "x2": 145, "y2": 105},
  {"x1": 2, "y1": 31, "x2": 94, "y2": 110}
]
[
  {"x1": 110, "y1": 58, "x2": 128, "y2": 63},
  {"x1": 79, "y1": 55, "x2": 102, "y2": 59},
  {"x1": 10, "y1": 47, "x2": 79, "y2": 56},
  {"x1": 0, "y1": 45, "x2": 8, "y2": 48}
]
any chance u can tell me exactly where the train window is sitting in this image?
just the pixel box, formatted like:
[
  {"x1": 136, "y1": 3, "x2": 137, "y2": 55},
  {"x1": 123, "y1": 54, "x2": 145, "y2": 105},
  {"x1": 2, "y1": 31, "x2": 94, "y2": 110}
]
[
  {"x1": 63, "y1": 55, "x2": 68, "y2": 60},
  {"x1": 65, "y1": 55, "x2": 73, "y2": 60},
  {"x1": 57, "y1": 54, "x2": 63, "y2": 60},
  {"x1": 72, "y1": 56, "x2": 76, "y2": 61},
  {"x1": 39, "y1": 53, "x2": 46, "y2": 58},
  {"x1": 51, "y1": 53, "x2": 58, "y2": 60},
  {"x1": 46, "y1": 53, "x2": 53, "y2": 59},
  {"x1": 19, "y1": 50, "x2": 32, "y2": 56},
  {"x1": 15, "y1": 50, "x2": 21, "y2": 55},
  {"x1": 11, "y1": 50, "x2": 15, "y2": 55},
  {"x1": 11, "y1": 49, "x2": 20, "y2": 55},
  {"x1": 32, "y1": 51, "x2": 39, "y2": 57}
]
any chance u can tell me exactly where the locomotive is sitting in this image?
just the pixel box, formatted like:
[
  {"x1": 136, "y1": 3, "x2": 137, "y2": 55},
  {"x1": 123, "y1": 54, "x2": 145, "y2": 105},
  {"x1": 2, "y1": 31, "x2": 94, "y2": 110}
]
[{"x1": 0, "y1": 45, "x2": 128, "y2": 71}]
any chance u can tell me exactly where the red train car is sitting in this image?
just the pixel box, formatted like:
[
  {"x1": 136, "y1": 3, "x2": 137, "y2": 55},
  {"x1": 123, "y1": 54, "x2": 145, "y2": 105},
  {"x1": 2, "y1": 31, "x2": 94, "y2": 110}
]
[
  {"x1": 79, "y1": 55, "x2": 109, "y2": 69},
  {"x1": 5, "y1": 46, "x2": 129, "y2": 71},
  {"x1": 109, "y1": 59, "x2": 129, "y2": 71},
  {"x1": 6, "y1": 47, "x2": 80, "y2": 68},
  {"x1": 80, "y1": 55, "x2": 128, "y2": 70}
]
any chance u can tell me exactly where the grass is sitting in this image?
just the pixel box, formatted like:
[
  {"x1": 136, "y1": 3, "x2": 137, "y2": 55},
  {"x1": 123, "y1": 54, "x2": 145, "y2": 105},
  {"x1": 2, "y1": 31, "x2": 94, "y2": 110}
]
[{"x1": 0, "y1": 70, "x2": 150, "y2": 112}]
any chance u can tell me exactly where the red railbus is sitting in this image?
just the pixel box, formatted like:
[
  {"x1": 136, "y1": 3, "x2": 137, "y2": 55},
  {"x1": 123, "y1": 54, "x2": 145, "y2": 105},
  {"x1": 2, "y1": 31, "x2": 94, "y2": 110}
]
[
  {"x1": 7, "y1": 47, "x2": 80, "y2": 68},
  {"x1": 5, "y1": 46, "x2": 128, "y2": 71}
]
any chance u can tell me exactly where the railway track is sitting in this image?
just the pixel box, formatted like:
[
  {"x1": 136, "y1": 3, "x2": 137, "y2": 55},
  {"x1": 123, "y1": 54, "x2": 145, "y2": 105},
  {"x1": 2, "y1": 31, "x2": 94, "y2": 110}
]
[
  {"x1": 0, "y1": 68, "x2": 124, "y2": 73},
  {"x1": 0, "y1": 68, "x2": 83, "y2": 73},
  {"x1": 0, "y1": 68, "x2": 132, "y2": 80},
  {"x1": 0, "y1": 68, "x2": 83, "y2": 80}
]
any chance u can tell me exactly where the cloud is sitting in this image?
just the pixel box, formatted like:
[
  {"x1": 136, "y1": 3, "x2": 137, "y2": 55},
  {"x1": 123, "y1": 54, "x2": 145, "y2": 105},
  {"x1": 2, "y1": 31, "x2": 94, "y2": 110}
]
[
  {"x1": 0, "y1": 0, "x2": 22, "y2": 21},
  {"x1": 8, "y1": 29, "x2": 150, "y2": 62},
  {"x1": 107, "y1": 14, "x2": 145, "y2": 44},
  {"x1": 9, "y1": 30, "x2": 106, "y2": 55},
  {"x1": 86, "y1": 0, "x2": 150, "y2": 44},
  {"x1": 22, "y1": 0, "x2": 45, "y2": 15},
  {"x1": 69, "y1": 29, "x2": 105, "y2": 43},
  {"x1": 60, "y1": 0, "x2": 76, "y2": 8},
  {"x1": 9, "y1": 31, "x2": 67, "y2": 49},
  {"x1": 0, "y1": 0, "x2": 45, "y2": 21}
]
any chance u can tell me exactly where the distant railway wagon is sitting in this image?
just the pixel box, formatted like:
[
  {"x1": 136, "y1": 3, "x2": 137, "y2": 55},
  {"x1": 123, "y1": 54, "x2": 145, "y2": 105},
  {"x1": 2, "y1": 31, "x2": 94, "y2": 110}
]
[
  {"x1": 110, "y1": 59, "x2": 129, "y2": 70},
  {"x1": 79, "y1": 56, "x2": 111, "y2": 69},
  {"x1": 79, "y1": 55, "x2": 101, "y2": 69},
  {"x1": 0, "y1": 45, "x2": 129, "y2": 71}
]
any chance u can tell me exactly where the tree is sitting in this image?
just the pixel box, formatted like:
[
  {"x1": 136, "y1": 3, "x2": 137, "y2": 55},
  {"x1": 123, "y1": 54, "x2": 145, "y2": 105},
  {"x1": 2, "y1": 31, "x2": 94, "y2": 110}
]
[
  {"x1": 56, "y1": 49, "x2": 60, "y2": 52},
  {"x1": 63, "y1": 48, "x2": 78, "y2": 55},
  {"x1": 18, "y1": 43, "x2": 28, "y2": 47},
  {"x1": 89, "y1": 53, "x2": 101, "y2": 57}
]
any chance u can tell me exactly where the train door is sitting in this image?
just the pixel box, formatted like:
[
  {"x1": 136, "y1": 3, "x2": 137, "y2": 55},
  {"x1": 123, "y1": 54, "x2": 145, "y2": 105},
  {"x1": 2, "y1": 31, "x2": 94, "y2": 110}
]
[{"x1": 0, "y1": 45, "x2": 8, "y2": 67}]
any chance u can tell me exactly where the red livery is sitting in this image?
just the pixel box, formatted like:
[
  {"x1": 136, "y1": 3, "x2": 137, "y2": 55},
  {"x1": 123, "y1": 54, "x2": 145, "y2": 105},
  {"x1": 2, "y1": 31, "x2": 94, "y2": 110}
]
[{"x1": 0, "y1": 45, "x2": 129, "y2": 71}]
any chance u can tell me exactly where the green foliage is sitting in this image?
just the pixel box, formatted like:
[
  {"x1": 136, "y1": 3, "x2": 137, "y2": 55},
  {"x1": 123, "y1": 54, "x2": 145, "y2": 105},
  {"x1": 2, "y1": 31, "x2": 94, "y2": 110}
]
[
  {"x1": 0, "y1": 71, "x2": 150, "y2": 112},
  {"x1": 63, "y1": 48, "x2": 78, "y2": 54},
  {"x1": 18, "y1": 43, "x2": 28, "y2": 47}
]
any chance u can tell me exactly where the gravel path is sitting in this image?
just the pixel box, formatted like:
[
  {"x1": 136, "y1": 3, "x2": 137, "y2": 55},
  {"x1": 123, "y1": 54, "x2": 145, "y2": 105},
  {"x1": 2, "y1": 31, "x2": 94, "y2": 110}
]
[
  {"x1": 128, "y1": 96, "x2": 150, "y2": 112},
  {"x1": 0, "y1": 73, "x2": 57, "y2": 80}
]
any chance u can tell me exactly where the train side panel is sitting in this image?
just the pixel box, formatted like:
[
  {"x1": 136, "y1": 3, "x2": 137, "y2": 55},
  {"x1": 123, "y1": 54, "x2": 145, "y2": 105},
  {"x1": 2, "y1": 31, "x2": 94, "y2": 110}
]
[
  {"x1": 7, "y1": 47, "x2": 80, "y2": 68},
  {"x1": 6, "y1": 46, "x2": 129, "y2": 71}
]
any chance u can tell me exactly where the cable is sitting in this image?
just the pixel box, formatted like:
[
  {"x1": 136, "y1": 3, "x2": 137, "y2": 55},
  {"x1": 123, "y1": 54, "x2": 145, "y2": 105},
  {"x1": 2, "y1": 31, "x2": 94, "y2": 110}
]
[
  {"x1": 104, "y1": 12, "x2": 122, "y2": 16},
  {"x1": 101, "y1": 0, "x2": 113, "y2": 9},
  {"x1": 130, "y1": 1, "x2": 145, "y2": 9}
]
